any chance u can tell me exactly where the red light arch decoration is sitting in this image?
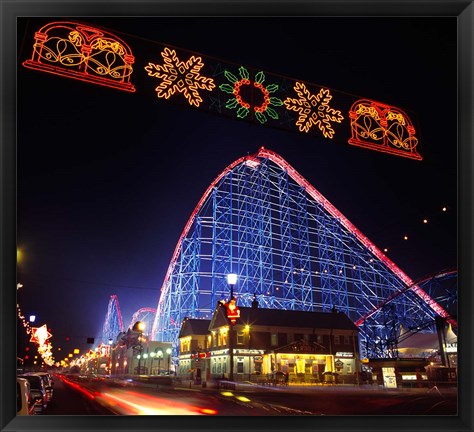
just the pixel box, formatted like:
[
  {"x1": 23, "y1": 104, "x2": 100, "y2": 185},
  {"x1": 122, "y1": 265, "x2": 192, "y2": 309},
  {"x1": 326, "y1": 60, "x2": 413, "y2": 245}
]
[
  {"x1": 22, "y1": 21, "x2": 136, "y2": 92},
  {"x1": 348, "y1": 99, "x2": 421, "y2": 160}
]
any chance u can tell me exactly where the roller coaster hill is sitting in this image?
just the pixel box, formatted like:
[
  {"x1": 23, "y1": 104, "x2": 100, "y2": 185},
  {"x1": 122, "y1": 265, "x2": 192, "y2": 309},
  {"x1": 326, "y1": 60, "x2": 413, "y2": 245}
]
[{"x1": 102, "y1": 147, "x2": 457, "y2": 364}]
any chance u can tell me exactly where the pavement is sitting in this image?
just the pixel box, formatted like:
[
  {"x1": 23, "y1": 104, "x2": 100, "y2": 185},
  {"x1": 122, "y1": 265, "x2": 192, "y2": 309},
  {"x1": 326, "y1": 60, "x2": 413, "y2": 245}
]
[{"x1": 173, "y1": 379, "x2": 457, "y2": 397}]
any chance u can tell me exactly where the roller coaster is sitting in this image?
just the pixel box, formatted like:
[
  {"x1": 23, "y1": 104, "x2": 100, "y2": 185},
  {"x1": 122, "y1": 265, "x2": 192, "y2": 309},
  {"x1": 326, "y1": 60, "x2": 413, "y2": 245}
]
[{"x1": 144, "y1": 148, "x2": 456, "y2": 359}]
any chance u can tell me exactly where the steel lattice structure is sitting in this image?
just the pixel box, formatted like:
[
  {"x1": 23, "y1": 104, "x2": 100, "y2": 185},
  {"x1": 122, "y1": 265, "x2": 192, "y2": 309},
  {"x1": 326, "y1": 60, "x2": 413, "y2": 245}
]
[
  {"x1": 128, "y1": 307, "x2": 157, "y2": 337},
  {"x1": 102, "y1": 294, "x2": 124, "y2": 344},
  {"x1": 151, "y1": 148, "x2": 456, "y2": 358}
]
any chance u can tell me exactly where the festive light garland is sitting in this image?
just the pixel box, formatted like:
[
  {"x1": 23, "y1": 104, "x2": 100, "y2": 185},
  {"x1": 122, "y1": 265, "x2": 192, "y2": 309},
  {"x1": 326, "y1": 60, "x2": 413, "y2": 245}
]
[{"x1": 17, "y1": 283, "x2": 55, "y2": 366}]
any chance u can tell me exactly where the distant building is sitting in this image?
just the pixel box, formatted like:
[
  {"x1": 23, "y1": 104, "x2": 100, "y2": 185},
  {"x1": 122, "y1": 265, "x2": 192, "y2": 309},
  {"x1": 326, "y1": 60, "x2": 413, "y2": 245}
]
[{"x1": 178, "y1": 299, "x2": 360, "y2": 384}]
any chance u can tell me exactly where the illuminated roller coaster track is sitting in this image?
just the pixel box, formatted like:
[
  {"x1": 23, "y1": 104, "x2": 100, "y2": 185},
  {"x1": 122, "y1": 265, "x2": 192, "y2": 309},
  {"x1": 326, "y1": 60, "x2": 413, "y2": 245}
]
[
  {"x1": 151, "y1": 147, "x2": 456, "y2": 359},
  {"x1": 128, "y1": 307, "x2": 157, "y2": 337},
  {"x1": 102, "y1": 294, "x2": 124, "y2": 344}
]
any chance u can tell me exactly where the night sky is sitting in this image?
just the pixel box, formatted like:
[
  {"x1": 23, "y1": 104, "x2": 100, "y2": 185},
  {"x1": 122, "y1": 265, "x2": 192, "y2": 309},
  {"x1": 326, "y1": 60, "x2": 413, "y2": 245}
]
[{"x1": 16, "y1": 17, "x2": 457, "y2": 359}]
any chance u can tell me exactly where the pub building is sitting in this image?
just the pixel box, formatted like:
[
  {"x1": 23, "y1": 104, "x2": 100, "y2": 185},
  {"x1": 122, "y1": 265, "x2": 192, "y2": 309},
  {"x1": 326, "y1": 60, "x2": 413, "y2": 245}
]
[{"x1": 178, "y1": 297, "x2": 360, "y2": 384}]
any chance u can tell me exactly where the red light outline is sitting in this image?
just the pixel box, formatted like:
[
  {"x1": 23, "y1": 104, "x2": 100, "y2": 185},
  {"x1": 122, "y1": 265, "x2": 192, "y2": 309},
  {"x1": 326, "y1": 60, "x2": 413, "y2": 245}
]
[
  {"x1": 22, "y1": 21, "x2": 136, "y2": 92},
  {"x1": 348, "y1": 99, "x2": 422, "y2": 160}
]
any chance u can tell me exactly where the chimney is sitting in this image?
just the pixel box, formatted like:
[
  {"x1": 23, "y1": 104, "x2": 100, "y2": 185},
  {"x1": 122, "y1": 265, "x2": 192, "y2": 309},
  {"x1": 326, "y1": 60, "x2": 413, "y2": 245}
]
[{"x1": 251, "y1": 293, "x2": 259, "y2": 309}]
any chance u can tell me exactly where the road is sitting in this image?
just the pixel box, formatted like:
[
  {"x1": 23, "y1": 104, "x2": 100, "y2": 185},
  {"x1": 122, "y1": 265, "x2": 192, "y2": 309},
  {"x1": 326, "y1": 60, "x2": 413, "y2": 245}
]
[
  {"x1": 45, "y1": 374, "x2": 457, "y2": 416},
  {"x1": 44, "y1": 375, "x2": 115, "y2": 415}
]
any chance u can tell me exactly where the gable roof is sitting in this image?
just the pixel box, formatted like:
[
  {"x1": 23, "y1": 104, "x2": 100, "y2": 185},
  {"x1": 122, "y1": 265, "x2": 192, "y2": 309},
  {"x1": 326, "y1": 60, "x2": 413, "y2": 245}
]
[
  {"x1": 178, "y1": 318, "x2": 211, "y2": 338},
  {"x1": 210, "y1": 304, "x2": 358, "y2": 331}
]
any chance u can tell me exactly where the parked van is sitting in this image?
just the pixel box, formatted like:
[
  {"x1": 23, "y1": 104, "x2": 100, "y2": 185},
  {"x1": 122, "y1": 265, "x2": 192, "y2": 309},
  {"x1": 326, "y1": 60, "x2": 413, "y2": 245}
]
[{"x1": 17, "y1": 377, "x2": 36, "y2": 415}]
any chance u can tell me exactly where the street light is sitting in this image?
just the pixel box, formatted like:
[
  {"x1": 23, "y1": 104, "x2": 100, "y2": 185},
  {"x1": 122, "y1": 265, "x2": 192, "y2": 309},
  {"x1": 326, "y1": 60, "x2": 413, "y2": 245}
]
[
  {"x1": 134, "y1": 321, "x2": 146, "y2": 375},
  {"x1": 166, "y1": 348, "x2": 172, "y2": 375},
  {"x1": 157, "y1": 349, "x2": 163, "y2": 374},
  {"x1": 227, "y1": 273, "x2": 237, "y2": 298},
  {"x1": 227, "y1": 273, "x2": 238, "y2": 381},
  {"x1": 150, "y1": 351, "x2": 156, "y2": 375},
  {"x1": 108, "y1": 338, "x2": 113, "y2": 375}
]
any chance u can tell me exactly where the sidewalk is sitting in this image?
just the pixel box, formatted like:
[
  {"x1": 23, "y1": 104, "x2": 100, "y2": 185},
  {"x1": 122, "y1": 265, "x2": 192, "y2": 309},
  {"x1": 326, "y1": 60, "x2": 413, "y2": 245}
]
[{"x1": 174, "y1": 379, "x2": 457, "y2": 397}]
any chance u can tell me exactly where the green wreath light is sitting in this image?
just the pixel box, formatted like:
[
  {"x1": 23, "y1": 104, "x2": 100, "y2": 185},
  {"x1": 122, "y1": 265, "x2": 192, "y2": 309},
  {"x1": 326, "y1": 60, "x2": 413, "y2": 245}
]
[{"x1": 219, "y1": 66, "x2": 283, "y2": 124}]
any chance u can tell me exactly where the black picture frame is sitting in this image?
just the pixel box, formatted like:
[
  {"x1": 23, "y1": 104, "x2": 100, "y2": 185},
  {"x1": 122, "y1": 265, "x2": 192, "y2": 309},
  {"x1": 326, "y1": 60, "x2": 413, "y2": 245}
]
[{"x1": 2, "y1": 1, "x2": 472, "y2": 431}]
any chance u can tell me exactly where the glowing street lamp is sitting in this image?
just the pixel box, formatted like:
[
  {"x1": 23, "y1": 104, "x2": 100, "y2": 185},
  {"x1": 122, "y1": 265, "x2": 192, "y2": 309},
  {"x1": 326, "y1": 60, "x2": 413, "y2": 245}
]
[
  {"x1": 227, "y1": 273, "x2": 237, "y2": 298},
  {"x1": 166, "y1": 348, "x2": 172, "y2": 375},
  {"x1": 157, "y1": 349, "x2": 163, "y2": 374},
  {"x1": 134, "y1": 321, "x2": 146, "y2": 375},
  {"x1": 226, "y1": 273, "x2": 238, "y2": 381}
]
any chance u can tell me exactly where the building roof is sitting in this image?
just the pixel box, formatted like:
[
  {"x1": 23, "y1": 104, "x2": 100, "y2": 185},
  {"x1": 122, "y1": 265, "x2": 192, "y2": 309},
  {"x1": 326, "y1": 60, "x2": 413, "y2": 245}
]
[
  {"x1": 178, "y1": 318, "x2": 211, "y2": 338},
  {"x1": 397, "y1": 324, "x2": 457, "y2": 354},
  {"x1": 211, "y1": 304, "x2": 358, "y2": 331}
]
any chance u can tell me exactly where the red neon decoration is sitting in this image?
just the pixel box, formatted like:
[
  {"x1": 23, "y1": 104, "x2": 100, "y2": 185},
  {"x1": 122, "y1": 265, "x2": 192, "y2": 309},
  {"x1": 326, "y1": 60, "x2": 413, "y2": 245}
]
[
  {"x1": 348, "y1": 99, "x2": 421, "y2": 160},
  {"x1": 225, "y1": 298, "x2": 240, "y2": 325},
  {"x1": 23, "y1": 21, "x2": 136, "y2": 92}
]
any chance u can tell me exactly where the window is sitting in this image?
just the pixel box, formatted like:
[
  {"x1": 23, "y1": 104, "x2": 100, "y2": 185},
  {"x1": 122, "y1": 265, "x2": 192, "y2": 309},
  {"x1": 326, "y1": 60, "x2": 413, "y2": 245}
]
[
  {"x1": 271, "y1": 333, "x2": 278, "y2": 346},
  {"x1": 218, "y1": 329, "x2": 228, "y2": 346},
  {"x1": 180, "y1": 338, "x2": 191, "y2": 352},
  {"x1": 344, "y1": 335, "x2": 351, "y2": 345},
  {"x1": 237, "y1": 332, "x2": 244, "y2": 345},
  {"x1": 237, "y1": 361, "x2": 244, "y2": 373},
  {"x1": 334, "y1": 335, "x2": 340, "y2": 345}
]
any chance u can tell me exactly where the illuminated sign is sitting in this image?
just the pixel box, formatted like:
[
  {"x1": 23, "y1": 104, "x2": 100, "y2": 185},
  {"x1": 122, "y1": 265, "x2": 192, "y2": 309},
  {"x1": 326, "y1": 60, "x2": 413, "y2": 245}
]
[
  {"x1": 22, "y1": 21, "x2": 136, "y2": 92},
  {"x1": 219, "y1": 66, "x2": 284, "y2": 124},
  {"x1": 445, "y1": 343, "x2": 457, "y2": 353},
  {"x1": 335, "y1": 352, "x2": 354, "y2": 358},
  {"x1": 224, "y1": 298, "x2": 240, "y2": 325},
  {"x1": 145, "y1": 47, "x2": 215, "y2": 107},
  {"x1": 284, "y1": 82, "x2": 344, "y2": 137},
  {"x1": 348, "y1": 99, "x2": 421, "y2": 160},
  {"x1": 22, "y1": 20, "x2": 422, "y2": 160}
]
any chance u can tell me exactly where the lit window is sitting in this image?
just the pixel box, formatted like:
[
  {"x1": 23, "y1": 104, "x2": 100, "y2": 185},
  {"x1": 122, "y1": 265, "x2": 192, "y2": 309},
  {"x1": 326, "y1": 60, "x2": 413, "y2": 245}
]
[
  {"x1": 271, "y1": 333, "x2": 278, "y2": 346},
  {"x1": 237, "y1": 332, "x2": 244, "y2": 345}
]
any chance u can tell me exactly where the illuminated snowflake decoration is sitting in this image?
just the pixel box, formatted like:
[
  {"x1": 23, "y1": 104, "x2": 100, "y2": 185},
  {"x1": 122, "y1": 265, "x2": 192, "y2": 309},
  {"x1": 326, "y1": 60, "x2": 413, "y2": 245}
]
[
  {"x1": 284, "y1": 82, "x2": 344, "y2": 138},
  {"x1": 219, "y1": 66, "x2": 284, "y2": 124},
  {"x1": 145, "y1": 47, "x2": 215, "y2": 107}
]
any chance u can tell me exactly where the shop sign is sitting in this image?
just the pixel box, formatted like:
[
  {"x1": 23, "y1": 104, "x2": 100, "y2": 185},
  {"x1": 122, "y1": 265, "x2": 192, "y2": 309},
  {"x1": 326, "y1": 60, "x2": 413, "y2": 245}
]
[
  {"x1": 445, "y1": 343, "x2": 457, "y2": 353},
  {"x1": 336, "y1": 352, "x2": 353, "y2": 358}
]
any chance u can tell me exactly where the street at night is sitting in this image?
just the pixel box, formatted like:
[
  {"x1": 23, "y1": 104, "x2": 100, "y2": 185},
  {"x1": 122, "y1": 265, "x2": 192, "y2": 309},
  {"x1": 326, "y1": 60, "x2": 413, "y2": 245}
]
[
  {"x1": 44, "y1": 374, "x2": 457, "y2": 416},
  {"x1": 3, "y1": 2, "x2": 472, "y2": 429}
]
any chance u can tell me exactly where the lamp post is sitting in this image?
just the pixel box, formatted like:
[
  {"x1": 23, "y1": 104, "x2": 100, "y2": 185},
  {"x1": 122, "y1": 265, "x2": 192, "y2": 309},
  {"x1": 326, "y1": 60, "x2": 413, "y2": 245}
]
[
  {"x1": 166, "y1": 348, "x2": 172, "y2": 374},
  {"x1": 157, "y1": 349, "x2": 163, "y2": 374},
  {"x1": 244, "y1": 324, "x2": 251, "y2": 380},
  {"x1": 150, "y1": 351, "x2": 156, "y2": 375},
  {"x1": 227, "y1": 273, "x2": 237, "y2": 381},
  {"x1": 135, "y1": 321, "x2": 145, "y2": 375},
  {"x1": 108, "y1": 338, "x2": 113, "y2": 375}
]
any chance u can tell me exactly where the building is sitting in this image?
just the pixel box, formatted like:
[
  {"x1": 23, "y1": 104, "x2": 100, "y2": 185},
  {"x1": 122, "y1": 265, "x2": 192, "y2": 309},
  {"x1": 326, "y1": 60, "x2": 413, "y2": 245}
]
[
  {"x1": 178, "y1": 298, "x2": 360, "y2": 384},
  {"x1": 110, "y1": 331, "x2": 172, "y2": 376}
]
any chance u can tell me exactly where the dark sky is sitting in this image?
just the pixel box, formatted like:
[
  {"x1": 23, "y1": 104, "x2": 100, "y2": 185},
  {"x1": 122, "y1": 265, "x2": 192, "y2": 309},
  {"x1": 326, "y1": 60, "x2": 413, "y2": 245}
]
[{"x1": 16, "y1": 17, "x2": 457, "y2": 358}]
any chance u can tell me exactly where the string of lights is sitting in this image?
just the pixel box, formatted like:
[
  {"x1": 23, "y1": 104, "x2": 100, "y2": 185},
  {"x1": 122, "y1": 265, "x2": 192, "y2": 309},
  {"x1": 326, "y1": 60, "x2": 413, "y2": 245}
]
[{"x1": 17, "y1": 282, "x2": 55, "y2": 367}]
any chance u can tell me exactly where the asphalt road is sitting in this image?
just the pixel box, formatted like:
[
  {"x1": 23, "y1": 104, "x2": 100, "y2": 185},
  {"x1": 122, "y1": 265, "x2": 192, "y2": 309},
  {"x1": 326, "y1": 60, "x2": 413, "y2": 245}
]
[
  {"x1": 44, "y1": 375, "x2": 457, "y2": 416},
  {"x1": 44, "y1": 375, "x2": 115, "y2": 415}
]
